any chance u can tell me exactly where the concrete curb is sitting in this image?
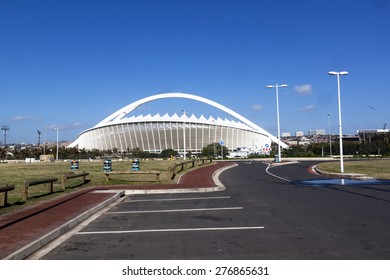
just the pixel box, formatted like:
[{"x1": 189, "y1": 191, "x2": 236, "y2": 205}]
[
  {"x1": 124, "y1": 186, "x2": 223, "y2": 195},
  {"x1": 123, "y1": 163, "x2": 238, "y2": 195},
  {"x1": 212, "y1": 162, "x2": 238, "y2": 189},
  {"x1": 312, "y1": 165, "x2": 374, "y2": 180},
  {"x1": 4, "y1": 190, "x2": 124, "y2": 260}
]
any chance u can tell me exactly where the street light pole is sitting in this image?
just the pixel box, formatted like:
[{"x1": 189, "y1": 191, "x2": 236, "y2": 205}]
[
  {"x1": 328, "y1": 71, "x2": 348, "y2": 173},
  {"x1": 328, "y1": 113, "x2": 332, "y2": 157},
  {"x1": 43, "y1": 129, "x2": 47, "y2": 155},
  {"x1": 182, "y1": 110, "x2": 187, "y2": 160},
  {"x1": 1, "y1": 125, "x2": 9, "y2": 147},
  {"x1": 267, "y1": 83, "x2": 287, "y2": 163},
  {"x1": 55, "y1": 128, "x2": 59, "y2": 161}
]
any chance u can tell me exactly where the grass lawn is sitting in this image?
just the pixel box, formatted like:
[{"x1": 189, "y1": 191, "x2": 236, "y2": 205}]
[
  {"x1": 316, "y1": 159, "x2": 390, "y2": 179},
  {"x1": 0, "y1": 159, "x2": 177, "y2": 215}
]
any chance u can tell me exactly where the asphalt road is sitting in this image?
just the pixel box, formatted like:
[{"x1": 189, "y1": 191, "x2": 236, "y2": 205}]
[{"x1": 38, "y1": 161, "x2": 390, "y2": 260}]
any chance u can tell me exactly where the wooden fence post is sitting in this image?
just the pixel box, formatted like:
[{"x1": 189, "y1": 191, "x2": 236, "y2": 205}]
[
  {"x1": 23, "y1": 182, "x2": 29, "y2": 201},
  {"x1": 0, "y1": 185, "x2": 15, "y2": 207}
]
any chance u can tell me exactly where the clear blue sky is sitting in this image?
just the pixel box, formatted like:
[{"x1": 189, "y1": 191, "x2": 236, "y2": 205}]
[{"x1": 1, "y1": 0, "x2": 389, "y2": 144}]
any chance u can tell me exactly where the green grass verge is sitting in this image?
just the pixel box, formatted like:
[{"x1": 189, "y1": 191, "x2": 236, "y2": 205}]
[
  {"x1": 0, "y1": 159, "x2": 176, "y2": 215},
  {"x1": 316, "y1": 159, "x2": 390, "y2": 179}
]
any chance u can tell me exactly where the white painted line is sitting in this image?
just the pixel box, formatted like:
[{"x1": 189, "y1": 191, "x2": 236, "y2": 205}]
[
  {"x1": 128, "y1": 196, "x2": 231, "y2": 203},
  {"x1": 107, "y1": 206, "x2": 243, "y2": 214},
  {"x1": 265, "y1": 163, "x2": 292, "y2": 183},
  {"x1": 27, "y1": 195, "x2": 127, "y2": 260},
  {"x1": 77, "y1": 226, "x2": 265, "y2": 235},
  {"x1": 92, "y1": 190, "x2": 124, "y2": 194}
]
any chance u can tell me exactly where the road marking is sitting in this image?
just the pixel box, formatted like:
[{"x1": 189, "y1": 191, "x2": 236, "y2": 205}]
[
  {"x1": 77, "y1": 226, "x2": 265, "y2": 235},
  {"x1": 265, "y1": 163, "x2": 292, "y2": 183},
  {"x1": 107, "y1": 207, "x2": 243, "y2": 214},
  {"x1": 127, "y1": 196, "x2": 231, "y2": 203}
]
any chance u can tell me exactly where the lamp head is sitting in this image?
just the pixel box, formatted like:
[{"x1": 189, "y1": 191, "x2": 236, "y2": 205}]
[
  {"x1": 328, "y1": 71, "x2": 348, "y2": 76},
  {"x1": 267, "y1": 84, "x2": 287, "y2": 88}
]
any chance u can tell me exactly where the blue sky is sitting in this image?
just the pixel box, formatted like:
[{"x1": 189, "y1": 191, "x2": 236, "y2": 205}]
[{"x1": 1, "y1": 0, "x2": 389, "y2": 144}]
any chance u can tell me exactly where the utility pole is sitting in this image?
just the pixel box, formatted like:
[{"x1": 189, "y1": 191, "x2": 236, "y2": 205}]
[
  {"x1": 182, "y1": 110, "x2": 187, "y2": 160},
  {"x1": 1, "y1": 125, "x2": 10, "y2": 147},
  {"x1": 328, "y1": 113, "x2": 332, "y2": 157},
  {"x1": 37, "y1": 129, "x2": 41, "y2": 147}
]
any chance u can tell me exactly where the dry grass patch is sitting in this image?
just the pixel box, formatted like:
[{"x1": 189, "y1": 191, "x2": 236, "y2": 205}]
[
  {"x1": 316, "y1": 159, "x2": 390, "y2": 179},
  {"x1": 0, "y1": 159, "x2": 176, "y2": 215}
]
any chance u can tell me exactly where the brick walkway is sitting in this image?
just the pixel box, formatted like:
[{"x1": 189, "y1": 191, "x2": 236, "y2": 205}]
[{"x1": 0, "y1": 162, "x2": 233, "y2": 259}]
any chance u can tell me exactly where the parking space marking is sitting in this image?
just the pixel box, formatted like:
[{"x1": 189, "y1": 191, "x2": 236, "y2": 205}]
[
  {"x1": 127, "y1": 196, "x2": 231, "y2": 203},
  {"x1": 76, "y1": 226, "x2": 265, "y2": 235},
  {"x1": 107, "y1": 206, "x2": 243, "y2": 214}
]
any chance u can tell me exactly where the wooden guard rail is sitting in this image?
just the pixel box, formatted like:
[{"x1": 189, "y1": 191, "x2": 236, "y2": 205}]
[
  {"x1": 62, "y1": 172, "x2": 89, "y2": 190},
  {"x1": 0, "y1": 184, "x2": 15, "y2": 207},
  {"x1": 2, "y1": 172, "x2": 90, "y2": 207},
  {"x1": 168, "y1": 158, "x2": 213, "y2": 181},
  {"x1": 23, "y1": 178, "x2": 58, "y2": 201},
  {"x1": 104, "y1": 171, "x2": 161, "y2": 182}
]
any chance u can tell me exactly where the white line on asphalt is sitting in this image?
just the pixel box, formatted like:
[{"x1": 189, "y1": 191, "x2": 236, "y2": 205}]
[
  {"x1": 76, "y1": 226, "x2": 265, "y2": 235},
  {"x1": 127, "y1": 196, "x2": 231, "y2": 203},
  {"x1": 107, "y1": 207, "x2": 243, "y2": 214},
  {"x1": 265, "y1": 163, "x2": 292, "y2": 183}
]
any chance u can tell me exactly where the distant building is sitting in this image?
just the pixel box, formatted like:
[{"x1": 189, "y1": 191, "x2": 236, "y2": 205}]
[
  {"x1": 295, "y1": 131, "x2": 304, "y2": 137},
  {"x1": 308, "y1": 129, "x2": 326, "y2": 136},
  {"x1": 334, "y1": 135, "x2": 360, "y2": 142},
  {"x1": 282, "y1": 132, "x2": 291, "y2": 137},
  {"x1": 357, "y1": 129, "x2": 390, "y2": 141}
]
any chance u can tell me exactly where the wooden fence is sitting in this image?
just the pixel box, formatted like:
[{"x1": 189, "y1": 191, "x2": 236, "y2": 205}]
[
  {"x1": 1, "y1": 172, "x2": 90, "y2": 207},
  {"x1": 168, "y1": 158, "x2": 213, "y2": 181}
]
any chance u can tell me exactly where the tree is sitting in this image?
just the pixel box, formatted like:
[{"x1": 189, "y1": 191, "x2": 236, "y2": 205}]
[
  {"x1": 284, "y1": 145, "x2": 308, "y2": 157},
  {"x1": 201, "y1": 143, "x2": 228, "y2": 158},
  {"x1": 130, "y1": 147, "x2": 158, "y2": 158},
  {"x1": 160, "y1": 149, "x2": 178, "y2": 158},
  {"x1": 0, "y1": 147, "x2": 6, "y2": 162}
]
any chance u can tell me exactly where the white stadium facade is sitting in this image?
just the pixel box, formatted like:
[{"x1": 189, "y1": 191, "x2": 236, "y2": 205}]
[{"x1": 68, "y1": 93, "x2": 287, "y2": 156}]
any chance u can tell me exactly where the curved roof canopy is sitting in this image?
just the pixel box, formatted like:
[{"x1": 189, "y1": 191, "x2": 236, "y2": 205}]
[{"x1": 70, "y1": 92, "x2": 287, "y2": 148}]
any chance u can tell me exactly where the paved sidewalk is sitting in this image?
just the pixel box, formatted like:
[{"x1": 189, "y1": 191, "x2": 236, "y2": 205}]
[{"x1": 0, "y1": 162, "x2": 234, "y2": 260}]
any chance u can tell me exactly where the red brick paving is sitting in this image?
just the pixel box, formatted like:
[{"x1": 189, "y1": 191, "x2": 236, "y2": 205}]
[{"x1": 0, "y1": 191, "x2": 113, "y2": 259}]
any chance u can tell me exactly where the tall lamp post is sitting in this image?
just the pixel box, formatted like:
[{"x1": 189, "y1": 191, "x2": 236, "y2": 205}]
[
  {"x1": 328, "y1": 113, "x2": 332, "y2": 157},
  {"x1": 182, "y1": 110, "x2": 187, "y2": 160},
  {"x1": 328, "y1": 71, "x2": 348, "y2": 173},
  {"x1": 267, "y1": 83, "x2": 287, "y2": 163},
  {"x1": 43, "y1": 129, "x2": 47, "y2": 155},
  {"x1": 1, "y1": 125, "x2": 9, "y2": 147},
  {"x1": 55, "y1": 128, "x2": 59, "y2": 161}
]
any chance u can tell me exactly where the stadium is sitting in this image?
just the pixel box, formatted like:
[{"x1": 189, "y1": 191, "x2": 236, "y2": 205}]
[{"x1": 68, "y1": 93, "x2": 287, "y2": 156}]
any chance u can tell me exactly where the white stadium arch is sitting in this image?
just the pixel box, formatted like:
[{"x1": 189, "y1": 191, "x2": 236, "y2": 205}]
[{"x1": 68, "y1": 92, "x2": 287, "y2": 155}]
